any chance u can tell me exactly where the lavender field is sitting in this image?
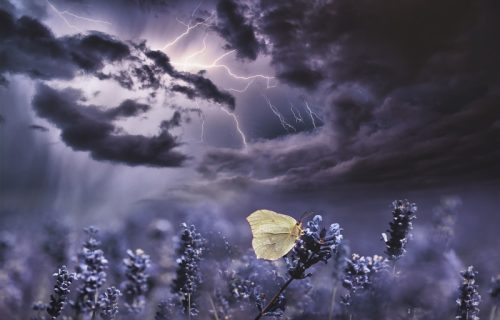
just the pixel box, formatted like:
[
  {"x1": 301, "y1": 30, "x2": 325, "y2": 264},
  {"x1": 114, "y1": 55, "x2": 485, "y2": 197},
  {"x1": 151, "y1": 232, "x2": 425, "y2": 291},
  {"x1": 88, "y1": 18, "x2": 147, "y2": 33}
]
[
  {"x1": 1, "y1": 0, "x2": 499, "y2": 319},
  {"x1": 0, "y1": 198, "x2": 498, "y2": 319}
]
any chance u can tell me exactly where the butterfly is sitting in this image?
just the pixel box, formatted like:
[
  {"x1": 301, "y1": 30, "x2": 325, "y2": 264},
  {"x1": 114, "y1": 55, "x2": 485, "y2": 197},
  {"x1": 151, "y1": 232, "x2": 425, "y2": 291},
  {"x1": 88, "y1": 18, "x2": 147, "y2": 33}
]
[{"x1": 246, "y1": 209, "x2": 304, "y2": 260}]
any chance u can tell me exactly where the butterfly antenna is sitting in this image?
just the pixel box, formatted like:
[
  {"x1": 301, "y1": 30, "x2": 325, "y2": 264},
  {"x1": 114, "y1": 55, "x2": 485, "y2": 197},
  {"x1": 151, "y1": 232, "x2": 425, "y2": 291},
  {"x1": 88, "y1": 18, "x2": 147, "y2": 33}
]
[{"x1": 299, "y1": 211, "x2": 314, "y2": 224}]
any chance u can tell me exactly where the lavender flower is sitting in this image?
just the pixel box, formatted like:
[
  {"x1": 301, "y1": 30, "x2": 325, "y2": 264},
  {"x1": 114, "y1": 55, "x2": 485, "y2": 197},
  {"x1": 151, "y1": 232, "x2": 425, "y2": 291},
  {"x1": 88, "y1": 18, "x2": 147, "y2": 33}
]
[
  {"x1": 456, "y1": 266, "x2": 481, "y2": 320},
  {"x1": 222, "y1": 252, "x2": 279, "y2": 316},
  {"x1": 71, "y1": 227, "x2": 109, "y2": 315},
  {"x1": 255, "y1": 215, "x2": 342, "y2": 320},
  {"x1": 341, "y1": 254, "x2": 387, "y2": 307},
  {"x1": 382, "y1": 200, "x2": 417, "y2": 261},
  {"x1": 47, "y1": 265, "x2": 76, "y2": 319},
  {"x1": 172, "y1": 223, "x2": 206, "y2": 317},
  {"x1": 98, "y1": 287, "x2": 121, "y2": 320},
  {"x1": 228, "y1": 272, "x2": 257, "y2": 300},
  {"x1": 285, "y1": 215, "x2": 343, "y2": 279},
  {"x1": 121, "y1": 249, "x2": 151, "y2": 313}
]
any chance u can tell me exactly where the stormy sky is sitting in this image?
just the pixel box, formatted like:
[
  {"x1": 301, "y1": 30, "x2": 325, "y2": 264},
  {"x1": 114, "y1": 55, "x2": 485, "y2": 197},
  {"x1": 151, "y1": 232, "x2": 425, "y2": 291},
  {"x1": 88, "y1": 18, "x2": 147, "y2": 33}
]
[{"x1": 0, "y1": 0, "x2": 499, "y2": 254}]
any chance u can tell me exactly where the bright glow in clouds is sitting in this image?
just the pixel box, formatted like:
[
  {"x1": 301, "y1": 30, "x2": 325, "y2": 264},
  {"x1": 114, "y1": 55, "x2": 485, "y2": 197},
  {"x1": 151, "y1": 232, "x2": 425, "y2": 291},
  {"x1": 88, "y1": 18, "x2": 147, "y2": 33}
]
[{"x1": 43, "y1": 0, "x2": 319, "y2": 152}]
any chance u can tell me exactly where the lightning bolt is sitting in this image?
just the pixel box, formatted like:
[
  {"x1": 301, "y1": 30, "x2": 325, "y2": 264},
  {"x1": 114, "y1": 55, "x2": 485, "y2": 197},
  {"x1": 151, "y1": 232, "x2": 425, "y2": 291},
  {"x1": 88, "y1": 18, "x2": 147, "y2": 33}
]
[
  {"x1": 160, "y1": 3, "x2": 277, "y2": 93},
  {"x1": 199, "y1": 112, "x2": 206, "y2": 143},
  {"x1": 47, "y1": 0, "x2": 111, "y2": 32},
  {"x1": 191, "y1": 0, "x2": 204, "y2": 18},
  {"x1": 192, "y1": 101, "x2": 246, "y2": 148},
  {"x1": 304, "y1": 101, "x2": 322, "y2": 129},
  {"x1": 183, "y1": 33, "x2": 208, "y2": 63},
  {"x1": 263, "y1": 96, "x2": 296, "y2": 133},
  {"x1": 226, "y1": 79, "x2": 255, "y2": 93},
  {"x1": 162, "y1": 17, "x2": 213, "y2": 50},
  {"x1": 172, "y1": 50, "x2": 277, "y2": 89},
  {"x1": 289, "y1": 102, "x2": 304, "y2": 123},
  {"x1": 193, "y1": 101, "x2": 206, "y2": 143},
  {"x1": 220, "y1": 108, "x2": 247, "y2": 148}
]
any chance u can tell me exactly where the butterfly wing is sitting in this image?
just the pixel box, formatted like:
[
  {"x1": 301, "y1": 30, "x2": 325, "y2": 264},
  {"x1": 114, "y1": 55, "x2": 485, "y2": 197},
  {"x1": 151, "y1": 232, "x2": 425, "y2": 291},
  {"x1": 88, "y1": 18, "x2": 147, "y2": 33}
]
[{"x1": 247, "y1": 209, "x2": 300, "y2": 260}]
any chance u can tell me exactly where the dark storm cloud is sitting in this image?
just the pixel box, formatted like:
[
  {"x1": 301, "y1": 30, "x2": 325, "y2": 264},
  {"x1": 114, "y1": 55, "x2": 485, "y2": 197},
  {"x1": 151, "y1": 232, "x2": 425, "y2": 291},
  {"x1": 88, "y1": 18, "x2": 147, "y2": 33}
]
[
  {"x1": 171, "y1": 85, "x2": 197, "y2": 99},
  {"x1": 160, "y1": 110, "x2": 182, "y2": 130},
  {"x1": 105, "y1": 99, "x2": 151, "y2": 119},
  {"x1": 139, "y1": 46, "x2": 236, "y2": 109},
  {"x1": 132, "y1": 65, "x2": 161, "y2": 90},
  {"x1": 214, "y1": 0, "x2": 262, "y2": 60},
  {"x1": 65, "y1": 33, "x2": 130, "y2": 72},
  {"x1": 0, "y1": 8, "x2": 234, "y2": 109},
  {"x1": 0, "y1": 9, "x2": 131, "y2": 81},
  {"x1": 53, "y1": 0, "x2": 186, "y2": 11},
  {"x1": 32, "y1": 84, "x2": 187, "y2": 167},
  {"x1": 0, "y1": 7, "x2": 236, "y2": 167},
  {"x1": 29, "y1": 124, "x2": 49, "y2": 132},
  {"x1": 0, "y1": 74, "x2": 8, "y2": 86},
  {"x1": 218, "y1": 0, "x2": 499, "y2": 95},
  {"x1": 199, "y1": 0, "x2": 500, "y2": 194},
  {"x1": 0, "y1": 1, "x2": 15, "y2": 14},
  {"x1": 200, "y1": 87, "x2": 500, "y2": 195},
  {"x1": 174, "y1": 71, "x2": 236, "y2": 109}
]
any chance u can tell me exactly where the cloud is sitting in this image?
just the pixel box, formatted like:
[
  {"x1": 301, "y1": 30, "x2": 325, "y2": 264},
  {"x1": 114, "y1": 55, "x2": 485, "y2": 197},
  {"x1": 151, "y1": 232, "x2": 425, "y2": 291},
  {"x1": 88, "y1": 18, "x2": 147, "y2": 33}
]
[
  {"x1": 174, "y1": 71, "x2": 236, "y2": 109},
  {"x1": 0, "y1": 8, "x2": 235, "y2": 110},
  {"x1": 104, "y1": 99, "x2": 151, "y2": 119},
  {"x1": 199, "y1": 84, "x2": 500, "y2": 196},
  {"x1": 213, "y1": 0, "x2": 500, "y2": 94},
  {"x1": 69, "y1": 0, "x2": 184, "y2": 11},
  {"x1": 64, "y1": 32, "x2": 131, "y2": 73},
  {"x1": 160, "y1": 110, "x2": 182, "y2": 131},
  {"x1": 0, "y1": 1, "x2": 15, "y2": 14},
  {"x1": 0, "y1": 7, "x2": 238, "y2": 167},
  {"x1": 214, "y1": 0, "x2": 262, "y2": 60},
  {"x1": 29, "y1": 124, "x2": 49, "y2": 132},
  {"x1": 195, "y1": 0, "x2": 500, "y2": 195},
  {"x1": 138, "y1": 46, "x2": 236, "y2": 109},
  {"x1": 0, "y1": 9, "x2": 129, "y2": 81},
  {"x1": 32, "y1": 84, "x2": 187, "y2": 167}
]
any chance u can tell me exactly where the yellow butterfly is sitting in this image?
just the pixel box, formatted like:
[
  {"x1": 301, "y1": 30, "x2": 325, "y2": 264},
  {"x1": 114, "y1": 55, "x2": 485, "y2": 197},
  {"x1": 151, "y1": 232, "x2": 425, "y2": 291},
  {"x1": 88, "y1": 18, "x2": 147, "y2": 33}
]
[{"x1": 246, "y1": 209, "x2": 303, "y2": 260}]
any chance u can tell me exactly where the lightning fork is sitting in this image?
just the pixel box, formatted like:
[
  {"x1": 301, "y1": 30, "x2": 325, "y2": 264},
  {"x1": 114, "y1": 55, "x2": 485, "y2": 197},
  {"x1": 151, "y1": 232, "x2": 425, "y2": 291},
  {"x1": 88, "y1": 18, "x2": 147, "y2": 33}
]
[
  {"x1": 172, "y1": 50, "x2": 277, "y2": 89},
  {"x1": 199, "y1": 111, "x2": 206, "y2": 143},
  {"x1": 193, "y1": 101, "x2": 206, "y2": 143},
  {"x1": 289, "y1": 102, "x2": 304, "y2": 123},
  {"x1": 47, "y1": 0, "x2": 111, "y2": 32},
  {"x1": 183, "y1": 33, "x2": 208, "y2": 63},
  {"x1": 220, "y1": 108, "x2": 248, "y2": 148},
  {"x1": 263, "y1": 95, "x2": 296, "y2": 133},
  {"x1": 226, "y1": 79, "x2": 255, "y2": 93},
  {"x1": 162, "y1": 16, "x2": 213, "y2": 50},
  {"x1": 304, "y1": 101, "x2": 321, "y2": 129}
]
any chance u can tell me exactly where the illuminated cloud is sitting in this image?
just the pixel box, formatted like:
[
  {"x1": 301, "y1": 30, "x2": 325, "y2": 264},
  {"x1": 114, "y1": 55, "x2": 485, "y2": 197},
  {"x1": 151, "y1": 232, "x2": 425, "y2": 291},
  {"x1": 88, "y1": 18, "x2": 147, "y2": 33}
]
[{"x1": 33, "y1": 84, "x2": 187, "y2": 167}]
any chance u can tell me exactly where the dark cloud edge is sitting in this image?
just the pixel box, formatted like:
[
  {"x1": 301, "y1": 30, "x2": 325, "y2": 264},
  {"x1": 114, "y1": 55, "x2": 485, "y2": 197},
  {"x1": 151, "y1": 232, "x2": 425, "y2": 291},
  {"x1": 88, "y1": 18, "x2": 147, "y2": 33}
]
[{"x1": 0, "y1": 6, "x2": 239, "y2": 167}]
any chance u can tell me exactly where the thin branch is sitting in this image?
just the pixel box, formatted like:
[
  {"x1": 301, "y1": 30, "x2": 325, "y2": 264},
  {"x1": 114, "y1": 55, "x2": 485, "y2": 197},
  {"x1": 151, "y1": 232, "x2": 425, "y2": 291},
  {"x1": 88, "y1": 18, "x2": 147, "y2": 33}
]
[{"x1": 254, "y1": 277, "x2": 294, "y2": 320}]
